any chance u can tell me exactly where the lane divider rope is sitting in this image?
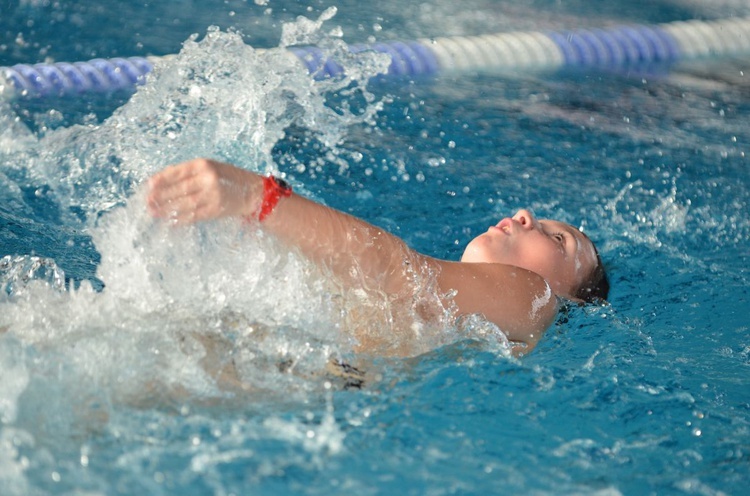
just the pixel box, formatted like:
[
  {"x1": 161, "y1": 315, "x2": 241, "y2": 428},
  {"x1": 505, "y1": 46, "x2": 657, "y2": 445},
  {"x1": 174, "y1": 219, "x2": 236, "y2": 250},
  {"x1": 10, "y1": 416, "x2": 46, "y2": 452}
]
[{"x1": 2, "y1": 17, "x2": 750, "y2": 99}]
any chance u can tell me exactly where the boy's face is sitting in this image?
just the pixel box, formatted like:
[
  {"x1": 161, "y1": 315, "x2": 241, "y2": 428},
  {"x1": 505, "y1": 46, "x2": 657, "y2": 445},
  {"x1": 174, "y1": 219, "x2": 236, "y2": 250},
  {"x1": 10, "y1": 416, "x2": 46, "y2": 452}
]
[{"x1": 461, "y1": 209, "x2": 598, "y2": 299}]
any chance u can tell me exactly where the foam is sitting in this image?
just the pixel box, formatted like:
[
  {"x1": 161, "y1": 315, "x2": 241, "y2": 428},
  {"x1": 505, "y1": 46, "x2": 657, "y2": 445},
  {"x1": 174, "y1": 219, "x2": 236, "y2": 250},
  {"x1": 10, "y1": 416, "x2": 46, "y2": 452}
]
[
  {"x1": 0, "y1": 15, "x2": 377, "y2": 448},
  {"x1": 0, "y1": 14, "x2": 466, "y2": 445},
  {"x1": 530, "y1": 281, "x2": 553, "y2": 322}
]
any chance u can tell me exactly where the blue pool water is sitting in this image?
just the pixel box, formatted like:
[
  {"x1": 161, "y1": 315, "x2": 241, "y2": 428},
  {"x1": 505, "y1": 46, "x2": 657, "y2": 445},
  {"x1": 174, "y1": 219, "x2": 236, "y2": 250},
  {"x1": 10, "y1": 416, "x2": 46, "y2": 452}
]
[{"x1": 1, "y1": 1, "x2": 749, "y2": 494}]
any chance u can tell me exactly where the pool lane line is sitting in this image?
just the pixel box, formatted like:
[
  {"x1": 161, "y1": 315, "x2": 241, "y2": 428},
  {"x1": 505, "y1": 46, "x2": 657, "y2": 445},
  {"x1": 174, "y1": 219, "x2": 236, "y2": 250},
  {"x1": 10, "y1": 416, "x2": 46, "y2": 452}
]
[{"x1": 2, "y1": 16, "x2": 750, "y2": 99}]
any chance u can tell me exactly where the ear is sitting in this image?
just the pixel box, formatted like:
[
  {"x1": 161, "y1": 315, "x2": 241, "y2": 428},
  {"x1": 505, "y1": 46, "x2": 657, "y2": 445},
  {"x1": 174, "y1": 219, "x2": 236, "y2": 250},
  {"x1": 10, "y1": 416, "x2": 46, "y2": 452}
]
[{"x1": 559, "y1": 294, "x2": 586, "y2": 306}]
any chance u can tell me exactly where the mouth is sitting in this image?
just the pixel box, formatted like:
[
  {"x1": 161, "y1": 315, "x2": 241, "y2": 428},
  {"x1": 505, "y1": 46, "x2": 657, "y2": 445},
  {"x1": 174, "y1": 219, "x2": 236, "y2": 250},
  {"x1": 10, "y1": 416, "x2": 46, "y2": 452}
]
[{"x1": 496, "y1": 218, "x2": 512, "y2": 234}]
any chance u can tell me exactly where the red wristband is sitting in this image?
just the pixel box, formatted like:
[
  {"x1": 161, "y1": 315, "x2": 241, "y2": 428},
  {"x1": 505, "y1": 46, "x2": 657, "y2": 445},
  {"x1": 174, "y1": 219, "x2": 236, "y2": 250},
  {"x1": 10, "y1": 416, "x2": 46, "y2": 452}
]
[{"x1": 258, "y1": 175, "x2": 292, "y2": 221}]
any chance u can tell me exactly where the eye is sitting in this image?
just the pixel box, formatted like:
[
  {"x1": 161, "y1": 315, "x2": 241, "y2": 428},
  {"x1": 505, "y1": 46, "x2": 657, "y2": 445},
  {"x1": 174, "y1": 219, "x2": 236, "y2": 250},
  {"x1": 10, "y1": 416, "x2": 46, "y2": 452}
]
[{"x1": 552, "y1": 232, "x2": 565, "y2": 244}]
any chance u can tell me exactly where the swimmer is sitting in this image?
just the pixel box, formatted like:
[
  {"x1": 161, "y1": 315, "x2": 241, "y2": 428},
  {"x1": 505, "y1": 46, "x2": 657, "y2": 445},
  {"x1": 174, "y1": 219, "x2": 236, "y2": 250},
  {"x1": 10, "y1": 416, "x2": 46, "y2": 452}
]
[{"x1": 147, "y1": 158, "x2": 608, "y2": 356}]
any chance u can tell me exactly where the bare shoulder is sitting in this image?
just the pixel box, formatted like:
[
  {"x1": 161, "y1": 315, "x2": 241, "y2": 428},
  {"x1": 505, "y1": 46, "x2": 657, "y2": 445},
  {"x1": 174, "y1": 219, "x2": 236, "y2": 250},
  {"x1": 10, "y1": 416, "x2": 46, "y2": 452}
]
[{"x1": 428, "y1": 258, "x2": 559, "y2": 348}]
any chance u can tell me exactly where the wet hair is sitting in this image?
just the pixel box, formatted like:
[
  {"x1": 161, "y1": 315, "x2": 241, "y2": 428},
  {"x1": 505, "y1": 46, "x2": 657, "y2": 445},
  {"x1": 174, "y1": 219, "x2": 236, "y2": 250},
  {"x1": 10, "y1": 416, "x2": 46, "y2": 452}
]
[{"x1": 574, "y1": 233, "x2": 610, "y2": 304}]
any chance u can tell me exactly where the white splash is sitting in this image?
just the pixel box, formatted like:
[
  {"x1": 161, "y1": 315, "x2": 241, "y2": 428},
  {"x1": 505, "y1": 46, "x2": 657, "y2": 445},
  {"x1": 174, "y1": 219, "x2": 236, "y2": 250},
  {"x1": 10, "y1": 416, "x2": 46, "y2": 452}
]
[
  {"x1": 0, "y1": 11, "x2": 397, "y2": 450},
  {"x1": 530, "y1": 280, "x2": 553, "y2": 321}
]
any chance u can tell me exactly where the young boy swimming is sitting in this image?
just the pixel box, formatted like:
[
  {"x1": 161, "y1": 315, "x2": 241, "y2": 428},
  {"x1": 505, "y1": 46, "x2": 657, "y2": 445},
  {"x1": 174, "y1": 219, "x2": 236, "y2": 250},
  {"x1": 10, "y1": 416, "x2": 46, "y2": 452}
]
[{"x1": 147, "y1": 158, "x2": 608, "y2": 356}]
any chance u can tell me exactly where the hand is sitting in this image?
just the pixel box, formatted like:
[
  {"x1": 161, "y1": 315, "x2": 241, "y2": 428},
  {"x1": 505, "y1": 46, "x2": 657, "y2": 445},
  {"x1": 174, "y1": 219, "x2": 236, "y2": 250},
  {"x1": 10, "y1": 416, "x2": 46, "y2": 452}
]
[{"x1": 147, "y1": 158, "x2": 260, "y2": 224}]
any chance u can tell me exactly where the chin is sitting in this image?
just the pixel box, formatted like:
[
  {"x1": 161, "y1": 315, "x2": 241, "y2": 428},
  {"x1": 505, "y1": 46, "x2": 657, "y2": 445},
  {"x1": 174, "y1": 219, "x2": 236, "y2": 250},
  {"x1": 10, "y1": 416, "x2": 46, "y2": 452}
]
[
  {"x1": 461, "y1": 238, "x2": 494, "y2": 263},
  {"x1": 460, "y1": 245, "x2": 484, "y2": 263},
  {"x1": 461, "y1": 250, "x2": 497, "y2": 265}
]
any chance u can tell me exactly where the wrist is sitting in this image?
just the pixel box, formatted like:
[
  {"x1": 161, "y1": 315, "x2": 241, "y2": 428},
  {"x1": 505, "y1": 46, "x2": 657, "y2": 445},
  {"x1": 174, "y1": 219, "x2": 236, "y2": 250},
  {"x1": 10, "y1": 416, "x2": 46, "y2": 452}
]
[{"x1": 248, "y1": 175, "x2": 292, "y2": 222}]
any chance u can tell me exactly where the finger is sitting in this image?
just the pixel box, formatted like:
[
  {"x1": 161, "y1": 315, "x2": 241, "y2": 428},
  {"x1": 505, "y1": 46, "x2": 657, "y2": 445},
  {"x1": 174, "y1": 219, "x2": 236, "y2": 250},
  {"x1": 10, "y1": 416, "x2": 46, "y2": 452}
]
[
  {"x1": 160, "y1": 158, "x2": 214, "y2": 182},
  {"x1": 149, "y1": 161, "x2": 196, "y2": 188},
  {"x1": 148, "y1": 160, "x2": 211, "y2": 200},
  {"x1": 151, "y1": 175, "x2": 209, "y2": 208},
  {"x1": 166, "y1": 199, "x2": 225, "y2": 225},
  {"x1": 149, "y1": 189, "x2": 226, "y2": 223},
  {"x1": 148, "y1": 189, "x2": 200, "y2": 219},
  {"x1": 171, "y1": 202, "x2": 219, "y2": 225},
  {"x1": 150, "y1": 165, "x2": 223, "y2": 214}
]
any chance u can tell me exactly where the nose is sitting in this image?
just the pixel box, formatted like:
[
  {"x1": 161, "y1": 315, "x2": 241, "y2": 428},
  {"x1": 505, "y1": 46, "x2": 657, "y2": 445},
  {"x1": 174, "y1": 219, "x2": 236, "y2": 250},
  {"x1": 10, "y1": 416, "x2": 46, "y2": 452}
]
[{"x1": 513, "y1": 209, "x2": 538, "y2": 230}]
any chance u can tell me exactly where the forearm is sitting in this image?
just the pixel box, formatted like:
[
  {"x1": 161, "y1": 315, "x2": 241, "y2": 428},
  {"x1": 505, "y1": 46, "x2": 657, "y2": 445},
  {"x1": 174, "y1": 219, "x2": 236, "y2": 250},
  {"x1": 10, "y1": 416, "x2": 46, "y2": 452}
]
[
  {"x1": 147, "y1": 159, "x2": 421, "y2": 293},
  {"x1": 260, "y1": 188, "x2": 418, "y2": 292}
]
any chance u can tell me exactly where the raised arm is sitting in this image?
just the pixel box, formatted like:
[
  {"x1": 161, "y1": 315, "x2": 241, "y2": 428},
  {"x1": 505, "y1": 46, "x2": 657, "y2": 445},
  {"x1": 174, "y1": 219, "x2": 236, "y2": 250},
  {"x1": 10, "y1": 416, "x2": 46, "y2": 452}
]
[
  {"x1": 147, "y1": 158, "x2": 417, "y2": 292},
  {"x1": 146, "y1": 159, "x2": 557, "y2": 350}
]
